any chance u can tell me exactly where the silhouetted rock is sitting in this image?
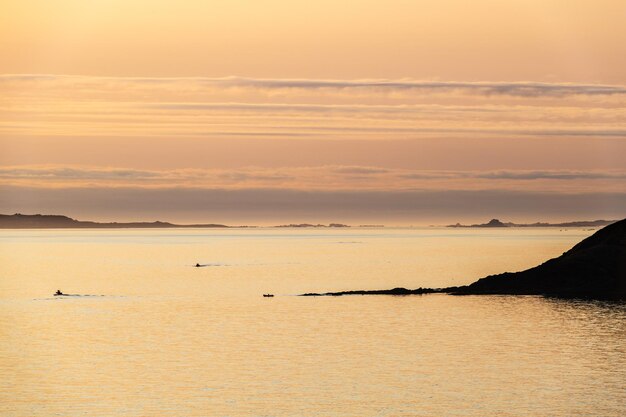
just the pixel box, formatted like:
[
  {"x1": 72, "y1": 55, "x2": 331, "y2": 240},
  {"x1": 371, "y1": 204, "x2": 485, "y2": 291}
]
[
  {"x1": 454, "y1": 218, "x2": 626, "y2": 299},
  {"x1": 447, "y1": 218, "x2": 509, "y2": 227},
  {"x1": 447, "y1": 218, "x2": 617, "y2": 228},
  {"x1": 300, "y1": 219, "x2": 626, "y2": 300},
  {"x1": 301, "y1": 287, "x2": 438, "y2": 296}
]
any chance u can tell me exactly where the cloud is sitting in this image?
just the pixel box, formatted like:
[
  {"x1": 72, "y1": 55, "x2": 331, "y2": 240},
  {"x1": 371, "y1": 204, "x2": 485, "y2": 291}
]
[
  {"x1": 0, "y1": 167, "x2": 161, "y2": 180},
  {"x1": 331, "y1": 166, "x2": 390, "y2": 175},
  {"x1": 2, "y1": 74, "x2": 625, "y2": 142},
  {"x1": 148, "y1": 102, "x2": 504, "y2": 114},
  {"x1": 3, "y1": 74, "x2": 626, "y2": 97},
  {"x1": 1, "y1": 166, "x2": 624, "y2": 194},
  {"x1": 2, "y1": 165, "x2": 624, "y2": 223},
  {"x1": 1, "y1": 185, "x2": 624, "y2": 224},
  {"x1": 210, "y1": 77, "x2": 626, "y2": 97},
  {"x1": 475, "y1": 170, "x2": 626, "y2": 180}
]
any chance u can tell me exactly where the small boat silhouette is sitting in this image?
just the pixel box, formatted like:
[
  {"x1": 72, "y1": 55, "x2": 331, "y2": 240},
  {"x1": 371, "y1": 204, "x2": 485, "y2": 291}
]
[
  {"x1": 263, "y1": 294, "x2": 274, "y2": 297},
  {"x1": 54, "y1": 289, "x2": 66, "y2": 296}
]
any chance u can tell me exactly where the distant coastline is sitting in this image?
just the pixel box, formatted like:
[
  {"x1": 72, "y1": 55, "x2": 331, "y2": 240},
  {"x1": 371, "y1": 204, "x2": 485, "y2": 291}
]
[
  {"x1": 0, "y1": 214, "x2": 358, "y2": 229},
  {"x1": 447, "y1": 218, "x2": 617, "y2": 228},
  {"x1": 0, "y1": 214, "x2": 231, "y2": 229},
  {"x1": 1, "y1": 213, "x2": 619, "y2": 230},
  {"x1": 274, "y1": 223, "x2": 350, "y2": 228}
]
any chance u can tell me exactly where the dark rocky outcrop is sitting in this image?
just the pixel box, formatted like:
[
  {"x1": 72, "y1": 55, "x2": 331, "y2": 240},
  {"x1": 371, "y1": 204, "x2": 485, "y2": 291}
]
[
  {"x1": 300, "y1": 219, "x2": 626, "y2": 300},
  {"x1": 455, "y1": 218, "x2": 626, "y2": 299}
]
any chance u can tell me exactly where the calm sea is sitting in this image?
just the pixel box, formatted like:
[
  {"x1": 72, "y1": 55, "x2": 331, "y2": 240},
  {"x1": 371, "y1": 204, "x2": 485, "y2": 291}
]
[{"x1": 1, "y1": 228, "x2": 624, "y2": 416}]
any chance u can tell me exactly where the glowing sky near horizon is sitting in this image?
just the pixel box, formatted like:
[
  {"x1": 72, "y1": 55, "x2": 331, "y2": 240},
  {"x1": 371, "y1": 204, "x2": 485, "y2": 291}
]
[{"x1": 1, "y1": 1, "x2": 625, "y2": 224}]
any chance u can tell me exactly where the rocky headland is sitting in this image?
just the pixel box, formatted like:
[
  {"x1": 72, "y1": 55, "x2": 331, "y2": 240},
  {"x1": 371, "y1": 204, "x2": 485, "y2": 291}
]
[{"x1": 302, "y1": 218, "x2": 626, "y2": 300}]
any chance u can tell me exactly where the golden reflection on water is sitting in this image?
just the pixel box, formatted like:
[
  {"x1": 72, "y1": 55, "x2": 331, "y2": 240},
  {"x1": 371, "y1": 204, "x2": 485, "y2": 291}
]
[{"x1": 1, "y1": 228, "x2": 624, "y2": 416}]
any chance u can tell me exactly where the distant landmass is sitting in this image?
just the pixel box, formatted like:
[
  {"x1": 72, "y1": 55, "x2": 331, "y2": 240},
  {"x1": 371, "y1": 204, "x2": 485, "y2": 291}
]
[
  {"x1": 447, "y1": 218, "x2": 617, "y2": 228},
  {"x1": 0, "y1": 214, "x2": 229, "y2": 229},
  {"x1": 0, "y1": 214, "x2": 360, "y2": 229},
  {"x1": 274, "y1": 223, "x2": 350, "y2": 228},
  {"x1": 302, "y1": 218, "x2": 626, "y2": 300}
]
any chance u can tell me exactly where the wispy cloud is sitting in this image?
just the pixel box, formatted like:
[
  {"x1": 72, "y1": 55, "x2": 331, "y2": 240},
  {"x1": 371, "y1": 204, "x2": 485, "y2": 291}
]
[
  {"x1": 3, "y1": 74, "x2": 626, "y2": 97},
  {"x1": 475, "y1": 170, "x2": 626, "y2": 180},
  {"x1": 0, "y1": 167, "x2": 161, "y2": 180},
  {"x1": 1, "y1": 165, "x2": 624, "y2": 194},
  {"x1": 2, "y1": 74, "x2": 625, "y2": 142}
]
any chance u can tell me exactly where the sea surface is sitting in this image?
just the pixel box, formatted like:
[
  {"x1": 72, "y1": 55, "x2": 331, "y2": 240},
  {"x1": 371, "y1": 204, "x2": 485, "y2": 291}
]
[{"x1": 1, "y1": 227, "x2": 624, "y2": 416}]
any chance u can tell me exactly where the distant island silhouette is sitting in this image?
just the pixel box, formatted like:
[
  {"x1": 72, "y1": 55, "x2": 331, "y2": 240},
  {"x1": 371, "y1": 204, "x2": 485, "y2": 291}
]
[
  {"x1": 447, "y1": 218, "x2": 617, "y2": 228},
  {"x1": 0, "y1": 214, "x2": 230, "y2": 229},
  {"x1": 275, "y1": 223, "x2": 350, "y2": 228},
  {"x1": 302, "y1": 218, "x2": 626, "y2": 300},
  {"x1": 0, "y1": 214, "x2": 360, "y2": 229}
]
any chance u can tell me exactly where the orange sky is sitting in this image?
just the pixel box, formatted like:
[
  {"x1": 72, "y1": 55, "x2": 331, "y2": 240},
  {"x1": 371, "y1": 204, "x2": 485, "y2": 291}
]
[
  {"x1": 1, "y1": 1, "x2": 625, "y2": 224},
  {"x1": 2, "y1": 1, "x2": 626, "y2": 81}
]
